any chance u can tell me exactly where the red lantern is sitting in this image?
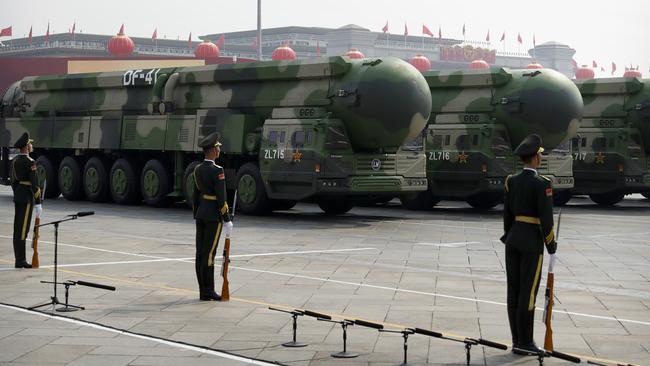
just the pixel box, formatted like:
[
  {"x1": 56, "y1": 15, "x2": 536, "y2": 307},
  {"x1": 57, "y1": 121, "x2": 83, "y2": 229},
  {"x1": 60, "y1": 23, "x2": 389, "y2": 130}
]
[
  {"x1": 410, "y1": 55, "x2": 431, "y2": 72},
  {"x1": 527, "y1": 62, "x2": 544, "y2": 69},
  {"x1": 107, "y1": 25, "x2": 134, "y2": 57},
  {"x1": 194, "y1": 40, "x2": 220, "y2": 58},
  {"x1": 469, "y1": 59, "x2": 490, "y2": 69},
  {"x1": 623, "y1": 68, "x2": 642, "y2": 78},
  {"x1": 575, "y1": 65, "x2": 595, "y2": 79},
  {"x1": 272, "y1": 44, "x2": 296, "y2": 61},
  {"x1": 344, "y1": 48, "x2": 365, "y2": 59}
]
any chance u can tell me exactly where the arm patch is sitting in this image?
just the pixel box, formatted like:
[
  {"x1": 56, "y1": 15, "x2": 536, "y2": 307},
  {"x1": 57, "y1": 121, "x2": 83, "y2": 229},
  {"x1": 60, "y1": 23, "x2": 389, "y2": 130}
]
[
  {"x1": 218, "y1": 173, "x2": 225, "y2": 180},
  {"x1": 545, "y1": 187, "x2": 553, "y2": 197}
]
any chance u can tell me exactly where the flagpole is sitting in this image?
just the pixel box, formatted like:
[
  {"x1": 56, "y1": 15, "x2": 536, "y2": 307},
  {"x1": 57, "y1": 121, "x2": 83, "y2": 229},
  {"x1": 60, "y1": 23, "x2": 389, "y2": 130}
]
[{"x1": 257, "y1": 0, "x2": 262, "y2": 60}]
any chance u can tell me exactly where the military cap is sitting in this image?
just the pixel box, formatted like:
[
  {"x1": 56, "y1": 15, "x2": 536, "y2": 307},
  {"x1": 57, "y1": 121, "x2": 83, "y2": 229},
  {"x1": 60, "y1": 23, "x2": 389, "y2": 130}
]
[
  {"x1": 514, "y1": 134, "x2": 544, "y2": 157},
  {"x1": 14, "y1": 132, "x2": 33, "y2": 148},
  {"x1": 198, "y1": 132, "x2": 222, "y2": 149}
]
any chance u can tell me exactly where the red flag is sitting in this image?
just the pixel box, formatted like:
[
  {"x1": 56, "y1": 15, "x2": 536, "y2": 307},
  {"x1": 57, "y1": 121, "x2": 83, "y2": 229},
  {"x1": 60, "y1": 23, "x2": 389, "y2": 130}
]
[
  {"x1": 592, "y1": 60, "x2": 597, "y2": 68},
  {"x1": 485, "y1": 30, "x2": 490, "y2": 42},
  {"x1": 438, "y1": 26, "x2": 442, "y2": 39},
  {"x1": 462, "y1": 23, "x2": 466, "y2": 37},
  {"x1": 404, "y1": 23, "x2": 408, "y2": 36},
  {"x1": 217, "y1": 34, "x2": 225, "y2": 47},
  {"x1": 382, "y1": 21, "x2": 388, "y2": 33},
  {"x1": 152, "y1": 28, "x2": 158, "y2": 41},
  {"x1": 601, "y1": 66, "x2": 605, "y2": 72},
  {"x1": 250, "y1": 35, "x2": 258, "y2": 49},
  {"x1": 45, "y1": 23, "x2": 50, "y2": 43},
  {"x1": 316, "y1": 41, "x2": 320, "y2": 57},
  {"x1": 571, "y1": 59, "x2": 578, "y2": 69},
  {"x1": 0, "y1": 26, "x2": 11, "y2": 37},
  {"x1": 28, "y1": 26, "x2": 32, "y2": 45},
  {"x1": 188, "y1": 32, "x2": 192, "y2": 49},
  {"x1": 119, "y1": 24, "x2": 125, "y2": 35},
  {"x1": 517, "y1": 33, "x2": 522, "y2": 44},
  {"x1": 500, "y1": 31, "x2": 505, "y2": 42},
  {"x1": 611, "y1": 62, "x2": 617, "y2": 75},
  {"x1": 423, "y1": 24, "x2": 433, "y2": 37}
]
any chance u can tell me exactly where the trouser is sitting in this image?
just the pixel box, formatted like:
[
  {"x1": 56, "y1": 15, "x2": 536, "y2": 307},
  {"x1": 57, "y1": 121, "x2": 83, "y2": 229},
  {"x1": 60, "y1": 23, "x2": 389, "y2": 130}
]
[
  {"x1": 13, "y1": 201, "x2": 33, "y2": 265},
  {"x1": 506, "y1": 245, "x2": 544, "y2": 346},
  {"x1": 195, "y1": 219, "x2": 223, "y2": 295}
]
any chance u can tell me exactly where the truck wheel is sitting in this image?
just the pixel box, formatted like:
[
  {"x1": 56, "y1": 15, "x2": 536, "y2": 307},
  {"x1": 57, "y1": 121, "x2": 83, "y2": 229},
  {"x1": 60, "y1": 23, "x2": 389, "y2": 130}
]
[
  {"x1": 110, "y1": 158, "x2": 139, "y2": 205},
  {"x1": 236, "y1": 163, "x2": 270, "y2": 215},
  {"x1": 589, "y1": 191, "x2": 624, "y2": 206},
  {"x1": 271, "y1": 199, "x2": 298, "y2": 211},
  {"x1": 141, "y1": 159, "x2": 172, "y2": 207},
  {"x1": 318, "y1": 198, "x2": 354, "y2": 215},
  {"x1": 58, "y1": 156, "x2": 84, "y2": 201},
  {"x1": 36, "y1": 155, "x2": 60, "y2": 199},
  {"x1": 553, "y1": 190, "x2": 572, "y2": 206},
  {"x1": 182, "y1": 161, "x2": 200, "y2": 208},
  {"x1": 400, "y1": 189, "x2": 440, "y2": 210},
  {"x1": 642, "y1": 192, "x2": 650, "y2": 200},
  {"x1": 466, "y1": 192, "x2": 501, "y2": 210},
  {"x1": 83, "y1": 157, "x2": 110, "y2": 202}
]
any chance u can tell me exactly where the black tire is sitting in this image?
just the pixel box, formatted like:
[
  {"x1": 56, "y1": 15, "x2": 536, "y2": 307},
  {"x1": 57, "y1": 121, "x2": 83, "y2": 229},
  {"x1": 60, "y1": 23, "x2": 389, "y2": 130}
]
[
  {"x1": 318, "y1": 198, "x2": 354, "y2": 215},
  {"x1": 466, "y1": 192, "x2": 501, "y2": 210},
  {"x1": 400, "y1": 189, "x2": 440, "y2": 210},
  {"x1": 110, "y1": 158, "x2": 140, "y2": 205},
  {"x1": 271, "y1": 199, "x2": 298, "y2": 211},
  {"x1": 58, "y1": 156, "x2": 84, "y2": 201},
  {"x1": 553, "y1": 190, "x2": 572, "y2": 206},
  {"x1": 36, "y1": 155, "x2": 60, "y2": 199},
  {"x1": 235, "y1": 163, "x2": 270, "y2": 215},
  {"x1": 589, "y1": 191, "x2": 624, "y2": 206},
  {"x1": 83, "y1": 157, "x2": 110, "y2": 202},
  {"x1": 182, "y1": 161, "x2": 200, "y2": 208},
  {"x1": 141, "y1": 159, "x2": 172, "y2": 207},
  {"x1": 642, "y1": 192, "x2": 650, "y2": 200}
]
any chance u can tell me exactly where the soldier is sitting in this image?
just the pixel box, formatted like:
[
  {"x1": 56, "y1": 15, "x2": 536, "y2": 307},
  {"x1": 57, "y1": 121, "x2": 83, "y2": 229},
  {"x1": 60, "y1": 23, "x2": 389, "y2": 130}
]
[
  {"x1": 192, "y1": 132, "x2": 233, "y2": 301},
  {"x1": 501, "y1": 134, "x2": 557, "y2": 354},
  {"x1": 11, "y1": 132, "x2": 42, "y2": 268}
]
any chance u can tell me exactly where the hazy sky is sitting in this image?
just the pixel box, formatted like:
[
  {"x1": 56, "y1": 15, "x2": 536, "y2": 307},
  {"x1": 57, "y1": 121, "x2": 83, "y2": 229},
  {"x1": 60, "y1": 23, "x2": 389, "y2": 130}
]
[{"x1": 2, "y1": 0, "x2": 648, "y2": 76}]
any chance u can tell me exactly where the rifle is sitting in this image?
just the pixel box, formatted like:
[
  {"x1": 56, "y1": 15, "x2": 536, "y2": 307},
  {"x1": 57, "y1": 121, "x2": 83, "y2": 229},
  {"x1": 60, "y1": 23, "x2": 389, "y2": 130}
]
[
  {"x1": 31, "y1": 179, "x2": 45, "y2": 268},
  {"x1": 543, "y1": 209, "x2": 561, "y2": 351},
  {"x1": 220, "y1": 190, "x2": 237, "y2": 301}
]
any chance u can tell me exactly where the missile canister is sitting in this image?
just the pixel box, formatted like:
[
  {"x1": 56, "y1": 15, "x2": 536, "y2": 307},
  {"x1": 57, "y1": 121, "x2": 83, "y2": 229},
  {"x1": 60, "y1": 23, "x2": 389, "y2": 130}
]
[{"x1": 422, "y1": 67, "x2": 583, "y2": 149}]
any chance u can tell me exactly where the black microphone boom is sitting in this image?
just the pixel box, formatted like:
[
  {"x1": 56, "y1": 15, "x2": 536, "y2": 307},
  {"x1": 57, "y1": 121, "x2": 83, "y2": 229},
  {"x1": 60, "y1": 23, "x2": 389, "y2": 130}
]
[
  {"x1": 76, "y1": 211, "x2": 95, "y2": 217},
  {"x1": 76, "y1": 280, "x2": 115, "y2": 291}
]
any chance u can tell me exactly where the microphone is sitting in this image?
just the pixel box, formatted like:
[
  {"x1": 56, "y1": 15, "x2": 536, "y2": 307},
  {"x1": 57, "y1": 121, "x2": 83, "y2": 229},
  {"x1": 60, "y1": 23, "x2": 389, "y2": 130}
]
[{"x1": 76, "y1": 211, "x2": 95, "y2": 217}]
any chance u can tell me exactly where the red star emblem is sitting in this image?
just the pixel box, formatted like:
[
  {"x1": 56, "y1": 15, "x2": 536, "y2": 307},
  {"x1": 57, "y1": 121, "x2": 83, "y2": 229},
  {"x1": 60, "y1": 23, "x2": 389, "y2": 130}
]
[
  {"x1": 595, "y1": 152, "x2": 605, "y2": 164},
  {"x1": 458, "y1": 151, "x2": 468, "y2": 163},
  {"x1": 292, "y1": 150, "x2": 302, "y2": 162}
]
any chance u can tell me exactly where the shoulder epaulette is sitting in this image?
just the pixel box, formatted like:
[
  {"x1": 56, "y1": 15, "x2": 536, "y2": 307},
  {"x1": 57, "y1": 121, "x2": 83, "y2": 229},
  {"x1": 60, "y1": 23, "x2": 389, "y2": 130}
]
[
  {"x1": 540, "y1": 175, "x2": 551, "y2": 182},
  {"x1": 504, "y1": 174, "x2": 512, "y2": 192}
]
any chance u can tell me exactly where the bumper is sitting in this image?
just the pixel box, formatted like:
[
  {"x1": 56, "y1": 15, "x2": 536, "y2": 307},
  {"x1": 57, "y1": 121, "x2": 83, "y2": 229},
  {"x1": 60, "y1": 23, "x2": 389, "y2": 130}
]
[{"x1": 317, "y1": 176, "x2": 428, "y2": 194}]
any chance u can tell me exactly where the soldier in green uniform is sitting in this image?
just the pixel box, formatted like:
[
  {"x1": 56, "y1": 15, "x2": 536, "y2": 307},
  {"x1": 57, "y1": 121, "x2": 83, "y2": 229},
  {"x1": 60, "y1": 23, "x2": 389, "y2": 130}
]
[
  {"x1": 501, "y1": 134, "x2": 557, "y2": 354},
  {"x1": 11, "y1": 132, "x2": 42, "y2": 268},
  {"x1": 192, "y1": 132, "x2": 233, "y2": 301}
]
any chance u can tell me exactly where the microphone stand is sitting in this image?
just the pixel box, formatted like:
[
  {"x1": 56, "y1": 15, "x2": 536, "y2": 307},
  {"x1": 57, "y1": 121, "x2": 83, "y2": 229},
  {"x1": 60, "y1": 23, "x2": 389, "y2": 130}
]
[{"x1": 30, "y1": 213, "x2": 90, "y2": 312}]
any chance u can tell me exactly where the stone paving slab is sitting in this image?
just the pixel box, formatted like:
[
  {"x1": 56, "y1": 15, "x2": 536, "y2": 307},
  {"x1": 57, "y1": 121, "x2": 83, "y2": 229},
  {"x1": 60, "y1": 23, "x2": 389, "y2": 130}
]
[{"x1": 1, "y1": 186, "x2": 649, "y2": 365}]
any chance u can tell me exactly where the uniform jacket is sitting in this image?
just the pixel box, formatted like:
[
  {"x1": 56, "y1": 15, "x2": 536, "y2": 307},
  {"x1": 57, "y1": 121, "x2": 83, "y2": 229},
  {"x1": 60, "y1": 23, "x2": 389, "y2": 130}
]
[
  {"x1": 192, "y1": 160, "x2": 231, "y2": 222},
  {"x1": 501, "y1": 169, "x2": 556, "y2": 254},
  {"x1": 10, "y1": 154, "x2": 41, "y2": 204}
]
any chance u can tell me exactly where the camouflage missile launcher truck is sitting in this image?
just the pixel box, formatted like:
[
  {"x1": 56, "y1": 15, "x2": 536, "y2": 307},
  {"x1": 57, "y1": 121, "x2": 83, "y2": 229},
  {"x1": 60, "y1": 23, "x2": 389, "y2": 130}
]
[
  {"x1": 571, "y1": 77, "x2": 650, "y2": 205},
  {"x1": 0, "y1": 56, "x2": 432, "y2": 214},
  {"x1": 401, "y1": 67, "x2": 583, "y2": 210}
]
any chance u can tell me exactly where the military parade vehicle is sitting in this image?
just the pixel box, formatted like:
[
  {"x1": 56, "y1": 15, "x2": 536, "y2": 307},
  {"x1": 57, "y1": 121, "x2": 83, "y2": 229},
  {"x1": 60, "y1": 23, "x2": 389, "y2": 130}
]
[
  {"x1": 400, "y1": 67, "x2": 583, "y2": 210},
  {"x1": 0, "y1": 56, "x2": 432, "y2": 214},
  {"x1": 571, "y1": 77, "x2": 650, "y2": 205}
]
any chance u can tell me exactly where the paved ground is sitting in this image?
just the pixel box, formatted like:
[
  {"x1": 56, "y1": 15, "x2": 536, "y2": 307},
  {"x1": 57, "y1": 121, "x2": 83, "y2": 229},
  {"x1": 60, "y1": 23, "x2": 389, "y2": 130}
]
[{"x1": 1, "y1": 185, "x2": 649, "y2": 366}]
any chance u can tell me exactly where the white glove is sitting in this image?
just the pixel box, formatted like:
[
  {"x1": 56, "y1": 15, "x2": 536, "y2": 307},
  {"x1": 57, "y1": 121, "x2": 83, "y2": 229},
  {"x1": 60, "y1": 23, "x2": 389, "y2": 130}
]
[
  {"x1": 223, "y1": 221, "x2": 233, "y2": 238},
  {"x1": 34, "y1": 204, "x2": 43, "y2": 219},
  {"x1": 548, "y1": 253, "x2": 557, "y2": 273}
]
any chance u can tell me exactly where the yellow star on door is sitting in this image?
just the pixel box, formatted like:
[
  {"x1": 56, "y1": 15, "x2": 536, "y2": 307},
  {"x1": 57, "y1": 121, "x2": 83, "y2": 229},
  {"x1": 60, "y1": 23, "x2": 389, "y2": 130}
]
[
  {"x1": 292, "y1": 150, "x2": 302, "y2": 162},
  {"x1": 458, "y1": 151, "x2": 468, "y2": 163},
  {"x1": 595, "y1": 152, "x2": 605, "y2": 164}
]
